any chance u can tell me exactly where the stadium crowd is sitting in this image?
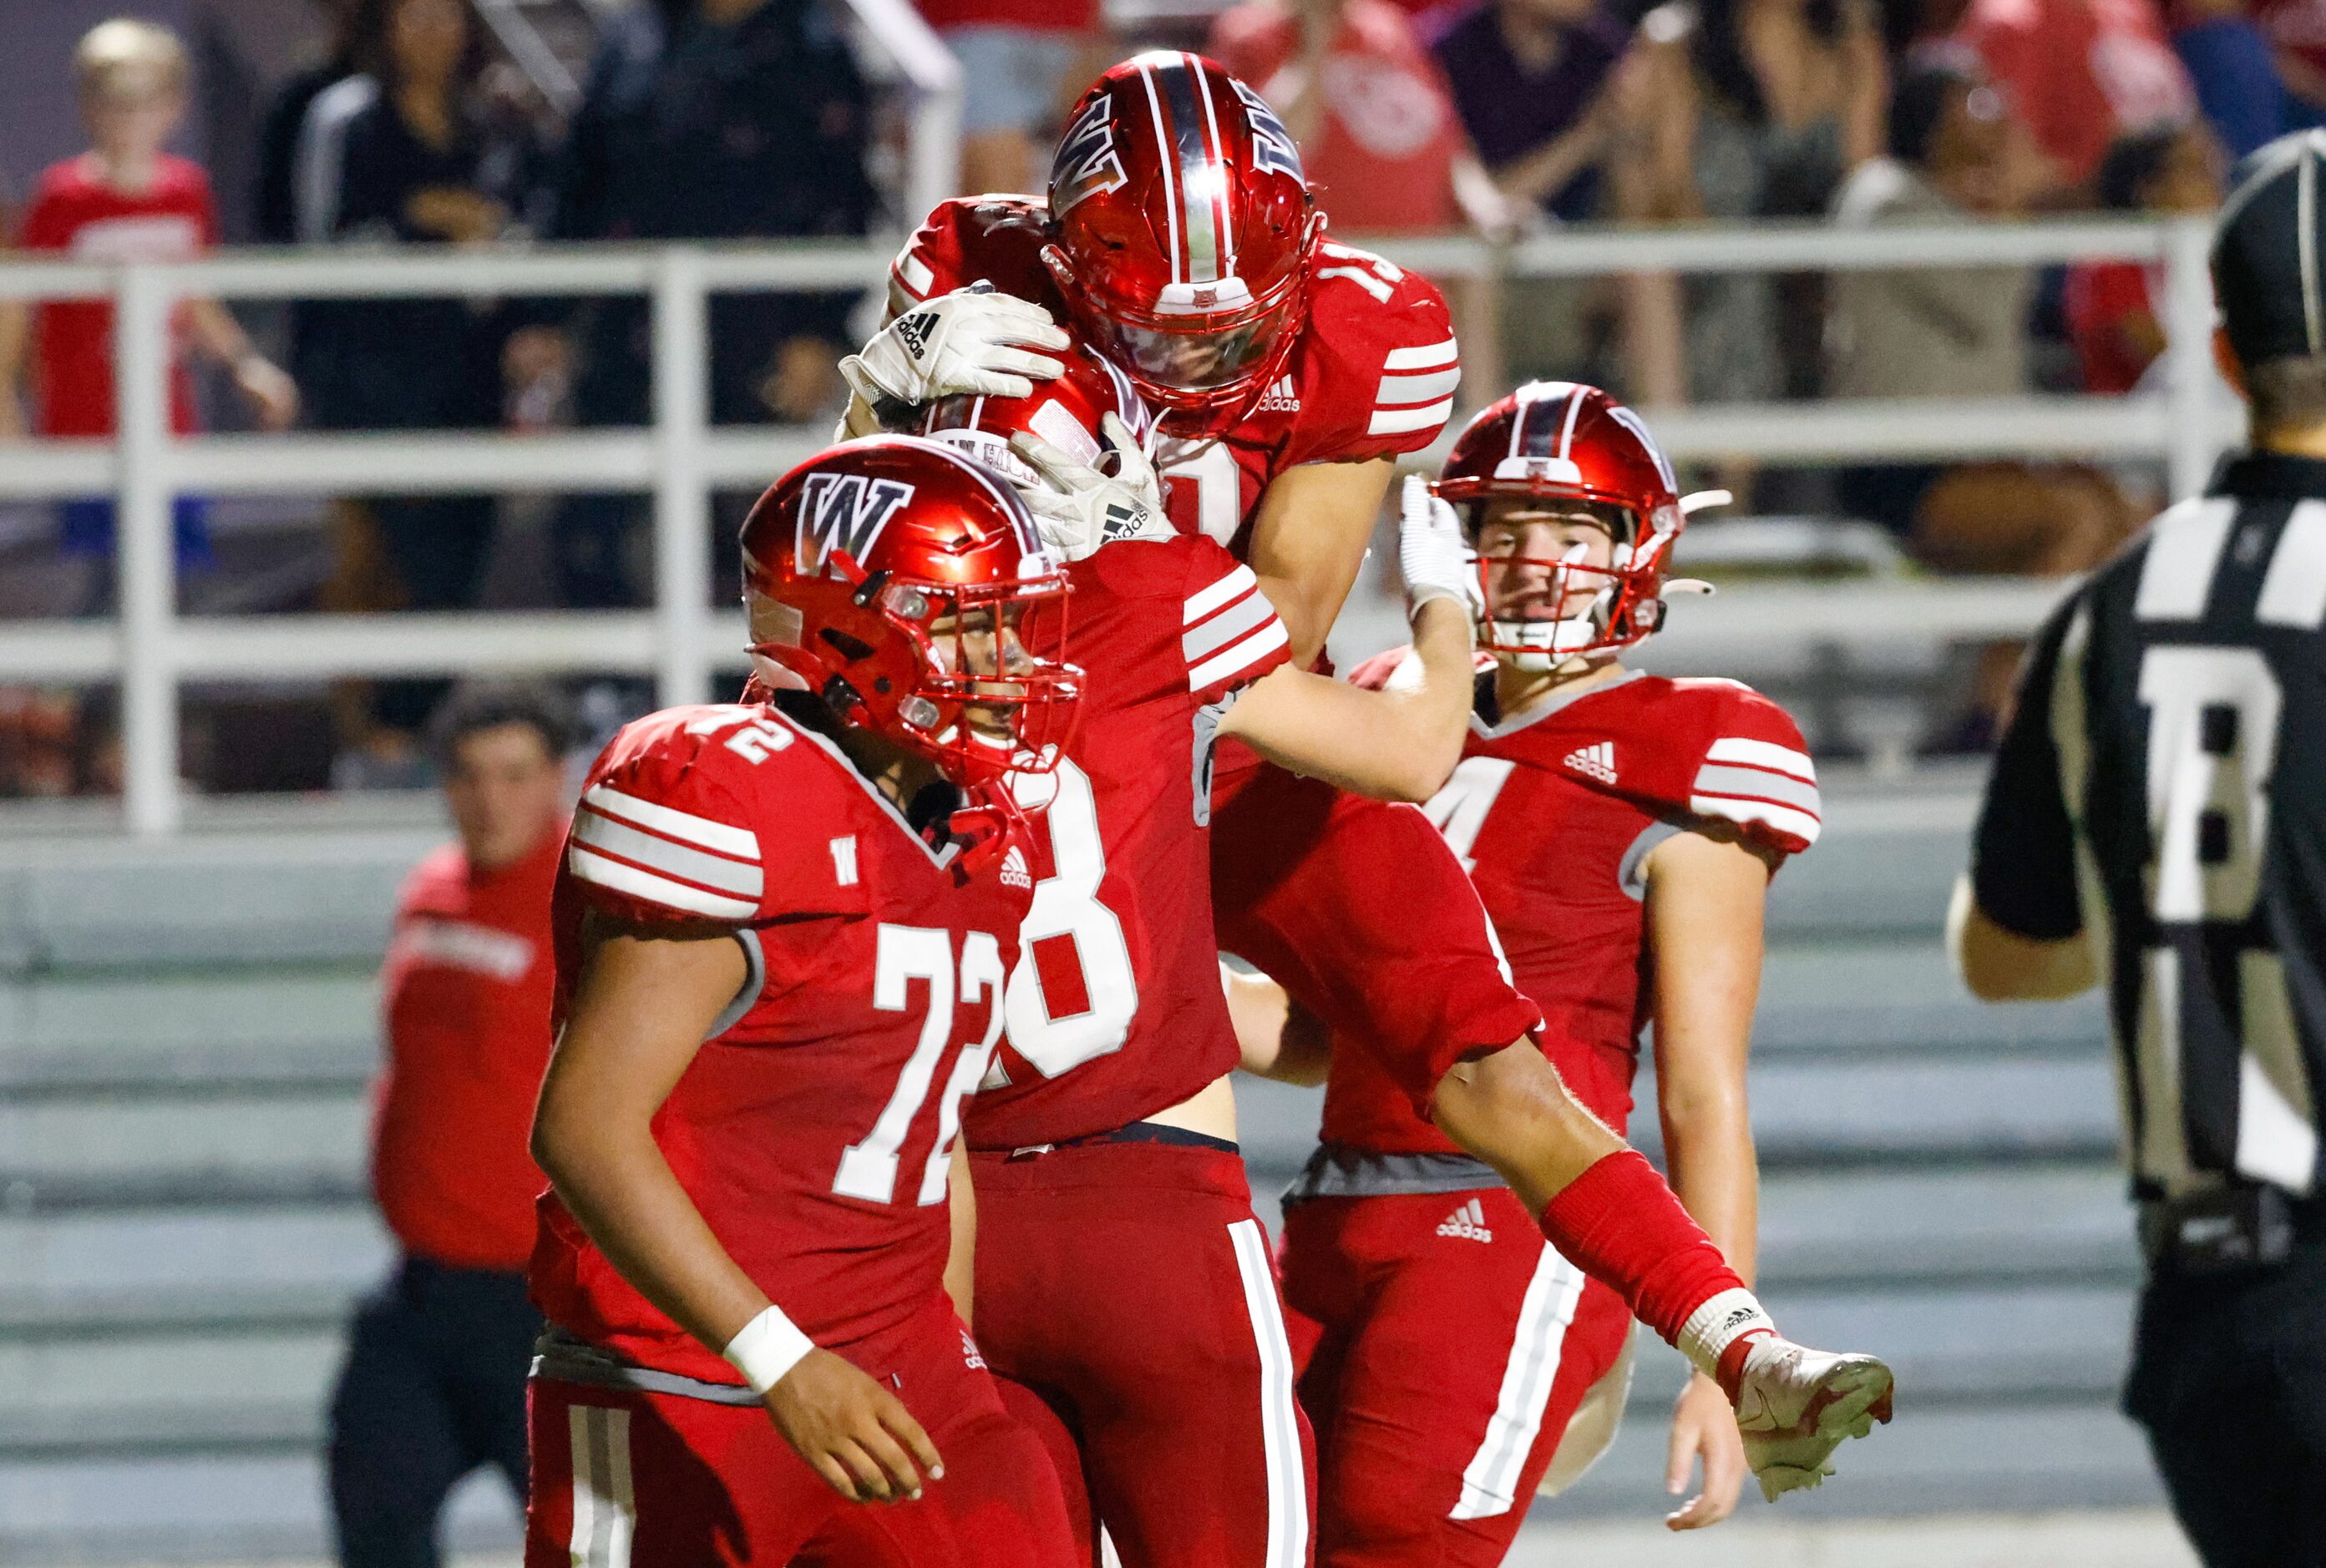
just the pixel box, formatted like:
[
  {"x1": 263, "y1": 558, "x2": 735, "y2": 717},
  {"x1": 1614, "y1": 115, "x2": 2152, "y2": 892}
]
[{"x1": 0, "y1": 0, "x2": 2279, "y2": 790}]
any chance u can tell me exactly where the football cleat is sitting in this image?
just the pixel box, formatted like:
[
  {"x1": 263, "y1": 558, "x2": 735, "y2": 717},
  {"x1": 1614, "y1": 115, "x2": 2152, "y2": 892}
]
[{"x1": 1730, "y1": 1337, "x2": 1895, "y2": 1501}]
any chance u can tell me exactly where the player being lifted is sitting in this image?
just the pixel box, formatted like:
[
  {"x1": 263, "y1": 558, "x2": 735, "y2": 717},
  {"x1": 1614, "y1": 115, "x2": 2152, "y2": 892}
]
[
  {"x1": 1239, "y1": 384, "x2": 1840, "y2": 1563},
  {"x1": 523, "y1": 438, "x2": 1082, "y2": 1566},
  {"x1": 841, "y1": 48, "x2": 1891, "y2": 1515},
  {"x1": 915, "y1": 342, "x2": 1482, "y2": 1566}
]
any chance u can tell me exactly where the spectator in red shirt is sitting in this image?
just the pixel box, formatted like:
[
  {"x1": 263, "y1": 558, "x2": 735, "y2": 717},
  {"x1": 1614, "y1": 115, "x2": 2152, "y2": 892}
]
[
  {"x1": 1952, "y1": 0, "x2": 2197, "y2": 192},
  {"x1": 0, "y1": 20, "x2": 295, "y2": 595},
  {"x1": 1210, "y1": 0, "x2": 1510, "y2": 235},
  {"x1": 2065, "y1": 118, "x2": 2223, "y2": 392},
  {"x1": 327, "y1": 682, "x2": 570, "y2": 1568}
]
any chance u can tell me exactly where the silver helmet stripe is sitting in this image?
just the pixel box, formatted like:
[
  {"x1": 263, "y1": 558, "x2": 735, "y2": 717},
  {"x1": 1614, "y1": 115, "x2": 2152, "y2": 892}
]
[
  {"x1": 1190, "y1": 55, "x2": 1238, "y2": 281},
  {"x1": 1134, "y1": 58, "x2": 1185, "y2": 287}
]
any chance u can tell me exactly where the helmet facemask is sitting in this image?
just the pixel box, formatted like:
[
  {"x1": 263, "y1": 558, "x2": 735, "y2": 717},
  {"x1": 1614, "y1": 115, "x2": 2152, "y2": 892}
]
[
  {"x1": 747, "y1": 553, "x2": 1081, "y2": 794},
  {"x1": 1464, "y1": 495, "x2": 1680, "y2": 670}
]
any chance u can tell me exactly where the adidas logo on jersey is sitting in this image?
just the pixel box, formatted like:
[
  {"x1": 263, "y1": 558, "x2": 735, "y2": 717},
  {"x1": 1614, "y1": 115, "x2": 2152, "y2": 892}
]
[
  {"x1": 1437, "y1": 1197, "x2": 1493, "y2": 1243},
  {"x1": 960, "y1": 1327, "x2": 987, "y2": 1371},
  {"x1": 1564, "y1": 741, "x2": 1617, "y2": 785},
  {"x1": 1000, "y1": 846, "x2": 1032, "y2": 891},
  {"x1": 1257, "y1": 375, "x2": 1300, "y2": 412}
]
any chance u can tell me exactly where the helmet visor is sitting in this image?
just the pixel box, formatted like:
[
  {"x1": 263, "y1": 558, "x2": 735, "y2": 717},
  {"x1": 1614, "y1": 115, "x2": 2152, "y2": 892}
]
[{"x1": 1088, "y1": 314, "x2": 1281, "y2": 396}]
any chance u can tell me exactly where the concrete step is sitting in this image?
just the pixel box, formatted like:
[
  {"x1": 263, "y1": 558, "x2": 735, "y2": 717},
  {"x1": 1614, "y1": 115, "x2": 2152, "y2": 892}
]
[
  {"x1": 0, "y1": 1087, "x2": 368, "y2": 1205},
  {"x1": 0, "y1": 969, "x2": 378, "y2": 1090},
  {"x1": 1753, "y1": 942, "x2": 2106, "y2": 1058},
  {"x1": 0, "y1": 1205, "x2": 392, "y2": 1328},
  {"x1": 0, "y1": 830, "x2": 430, "y2": 973}
]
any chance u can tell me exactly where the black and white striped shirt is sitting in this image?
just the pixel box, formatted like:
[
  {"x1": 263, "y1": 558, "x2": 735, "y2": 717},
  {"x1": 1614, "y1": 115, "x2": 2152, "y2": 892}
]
[{"x1": 1974, "y1": 450, "x2": 2326, "y2": 1202}]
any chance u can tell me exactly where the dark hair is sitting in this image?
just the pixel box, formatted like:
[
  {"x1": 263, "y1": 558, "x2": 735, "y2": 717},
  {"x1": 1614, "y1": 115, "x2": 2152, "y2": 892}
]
[
  {"x1": 428, "y1": 680, "x2": 570, "y2": 769},
  {"x1": 2247, "y1": 356, "x2": 2326, "y2": 437},
  {"x1": 1888, "y1": 63, "x2": 1974, "y2": 165},
  {"x1": 347, "y1": 0, "x2": 490, "y2": 101},
  {"x1": 2095, "y1": 122, "x2": 2191, "y2": 213},
  {"x1": 1690, "y1": 0, "x2": 1845, "y2": 124}
]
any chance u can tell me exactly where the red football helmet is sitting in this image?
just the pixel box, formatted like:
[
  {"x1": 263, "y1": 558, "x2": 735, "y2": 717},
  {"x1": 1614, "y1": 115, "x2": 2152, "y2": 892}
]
[
  {"x1": 741, "y1": 436, "x2": 1082, "y2": 792},
  {"x1": 1042, "y1": 52, "x2": 1321, "y2": 424},
  {"x1": 918, "y1": 339, "x2": 1157, "y2": 485},
  {"x1": 1437, "y1": 382, "x2": 1717, "y2": 667}
]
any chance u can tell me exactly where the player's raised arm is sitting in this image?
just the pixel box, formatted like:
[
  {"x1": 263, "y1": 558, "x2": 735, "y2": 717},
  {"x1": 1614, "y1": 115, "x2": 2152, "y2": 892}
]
[
  {"x1": 1218, "y1": 474, "x2": 1477, "y2": 800},
  {"x1": 533, "y1": 919, "x2": 945, "y2": 1506},
  {"x1": 1243, "y1": 456, "x2": 1401, "y2": 665}
]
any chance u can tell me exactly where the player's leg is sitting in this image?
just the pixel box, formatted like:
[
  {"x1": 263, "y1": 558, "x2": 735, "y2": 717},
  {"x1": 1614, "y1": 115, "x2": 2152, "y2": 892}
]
[
  {"x1": 993, "y1": 1374, "x2": 1099, "y2": 1563},
  {"x1": 971, "y1": 1142, "x2": 1315, "y2": 1568},
  {"x1": 1284, "y1": 1191, "x2": 1633, "y2": 1568},
  {"x1": 435, "y1": 1264, "x2": 539, "y2": 1505},
  {"x1": 1214, "y1": 772, "x2": 1890, "y2": 1487},
  {"x1": 327, "y1": 1268, "x2": 470, "y2": 1568}
]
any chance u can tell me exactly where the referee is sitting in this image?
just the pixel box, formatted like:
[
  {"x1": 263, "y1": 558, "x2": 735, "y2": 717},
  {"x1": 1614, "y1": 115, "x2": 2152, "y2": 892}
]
[{"x1": 1953, "y1": 132, "x2": 2326, "y2": 1568}]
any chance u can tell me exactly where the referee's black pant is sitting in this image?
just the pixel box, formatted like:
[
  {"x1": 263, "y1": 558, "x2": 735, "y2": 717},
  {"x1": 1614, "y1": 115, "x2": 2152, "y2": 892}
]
[
  {"x1": 2126, "y1": 1240, "x2": 2326, "y2": 1568},
  {"x1": 327, "y1": 1254, "x2": 539, "y2": 1568}
]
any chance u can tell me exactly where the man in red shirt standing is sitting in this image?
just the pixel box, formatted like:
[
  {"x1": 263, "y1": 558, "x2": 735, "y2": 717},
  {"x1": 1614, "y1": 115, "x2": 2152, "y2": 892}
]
[{"x1": 329, "y1": 683, "x2": 569, "y2": 1568}]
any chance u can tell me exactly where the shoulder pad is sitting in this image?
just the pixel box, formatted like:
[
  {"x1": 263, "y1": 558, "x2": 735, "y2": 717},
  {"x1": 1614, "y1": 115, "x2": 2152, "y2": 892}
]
[
  {"x1": 1289, "y1": 245, "x2": 1460, "y2": 464},
  {"x1": 566, "y1": 706, "x2": 866, "y2": 925},
  {"x1": 1657, "y1": 680, "x2": 1822, "y2": 853}
]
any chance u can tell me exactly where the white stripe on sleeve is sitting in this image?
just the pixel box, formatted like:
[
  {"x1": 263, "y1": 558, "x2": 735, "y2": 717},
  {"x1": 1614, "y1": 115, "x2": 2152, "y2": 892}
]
[
  {"x1": 1183, "y1": 588, "x2": 1278, "y2": 664},
  {"x1": 1185, "y1": 563, "x2": 1260, "y2": 624},
  {"x1": 569, "y1": 843, "x2": 758, "y2": 920},
  {"x1": 1690, "y1": 764, "x2": 1822, "y2": 817},
  {"x1": 582, "y1": 782, "x2": 758, "y2": 859},
  {"x1": 1188, "y1": 618, "x2": 1291, "y2": 693},
  {"x1": 1383, "y1": 338, "x2": 1459, "y2": 370},
  {"x1": 1228, "y1": 1219, "x2": 1310, "y2": 1568},
  {"x1": 1377, "y1": 367, "x2": 1462, "y2": 404},
  {"x1": 1689, "y1": 794, "x2": 1822, "y2": 846},
  {"x1": 1451, "y1": 1244, "x2": 1586, "y2": 1520},
  {"x1": 894, "y1": 247, "x2": 935, "y2": 300},
  {"x1": 1369, "y1": 398, "x2": 1456, "y2": 437},
  {"x1": 574, "y1": 809, "x2": 764, "y2": 898},
  {"x1": 1705, "y1": 736, "x2": 1816, "y2": 781}
]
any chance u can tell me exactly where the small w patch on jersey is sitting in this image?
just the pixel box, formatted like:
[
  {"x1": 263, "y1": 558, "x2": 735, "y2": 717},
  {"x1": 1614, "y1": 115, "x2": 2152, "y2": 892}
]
[
  {"x1": 1564, "y1": 741, "x2": 1617, "y2": 785},
  {"x1": 797, "y1": 473, "x2": 915, "y2": 575},
  {"x1": 1437, "y1": 1197, "x2": 1493, "y2": 1242}
]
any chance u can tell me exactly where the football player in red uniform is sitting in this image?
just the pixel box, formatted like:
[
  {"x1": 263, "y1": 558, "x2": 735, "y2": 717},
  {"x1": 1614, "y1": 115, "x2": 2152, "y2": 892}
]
[
  {"x1": 1239, "y1": 385, "x2": 1889, "y2": 1565},
  {"x1": 916, "y1": 346, "x2": 1482, "y2": 1568},
  {"x1": 522, "y1": 438, "x2": 1084, "y2": 1567},
  {"x1": 842, "y1": 50, "x2": 1889, "y2": 1510}
]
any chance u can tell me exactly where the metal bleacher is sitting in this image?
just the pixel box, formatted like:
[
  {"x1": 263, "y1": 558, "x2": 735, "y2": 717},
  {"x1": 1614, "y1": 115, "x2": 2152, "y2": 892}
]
[{"x1": 0, "y1": 775, "x2": 2158, "y2": 1562}]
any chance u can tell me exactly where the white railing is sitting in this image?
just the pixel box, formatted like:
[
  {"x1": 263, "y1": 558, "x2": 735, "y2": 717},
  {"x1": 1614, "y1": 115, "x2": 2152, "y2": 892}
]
[{"x1": 0, "y1": 216, "x2": 2227, "y2": 834}]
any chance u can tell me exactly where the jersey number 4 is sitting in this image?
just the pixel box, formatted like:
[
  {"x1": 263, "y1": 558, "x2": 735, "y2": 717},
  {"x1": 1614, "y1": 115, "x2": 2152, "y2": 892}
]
[{"x1": 833, "y1": 923, "x2": 1006, "y2": 1206}]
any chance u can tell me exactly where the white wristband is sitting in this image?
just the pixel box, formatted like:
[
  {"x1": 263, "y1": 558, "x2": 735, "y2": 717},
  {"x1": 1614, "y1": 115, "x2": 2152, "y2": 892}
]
[{"x1": 723, "y1": 1303, "x2": 815, "y2": 1397}]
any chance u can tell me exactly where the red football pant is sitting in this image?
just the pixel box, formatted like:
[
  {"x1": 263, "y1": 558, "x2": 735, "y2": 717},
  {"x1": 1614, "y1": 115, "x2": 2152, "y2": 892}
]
[
  {"x1": 970, "y1": 1140, "x2": 1317, "y2": 1568},
  {"x1": 524, "y1": 1297, "x2": 1077, "y2": 1567},
  {"x1": 1209, "y1": 764, "x2": 1542, "y2": 1118},
  {"x1": 1280, "y1": 1190, "x2": 1634, "y2": 1568}
]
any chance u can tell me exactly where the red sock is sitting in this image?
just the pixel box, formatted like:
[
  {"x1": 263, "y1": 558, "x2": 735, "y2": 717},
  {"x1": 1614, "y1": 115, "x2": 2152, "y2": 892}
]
[{"x1": 1536, "y1": 1149, "x2": 1774, "y2": 1395}]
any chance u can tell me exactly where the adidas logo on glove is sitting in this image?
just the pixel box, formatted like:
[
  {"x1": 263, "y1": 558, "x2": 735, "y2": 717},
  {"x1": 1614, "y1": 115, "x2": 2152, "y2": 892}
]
[
  {"x1": 1437, "y1": 1197, "x2": 1493, "y2": 1243},
  {"x1": 1564, "y1": 741, "x2": 1617, "y2": 785},
  {"x1": 894, "y1": 309, "x2": 937, "y2": 361}
]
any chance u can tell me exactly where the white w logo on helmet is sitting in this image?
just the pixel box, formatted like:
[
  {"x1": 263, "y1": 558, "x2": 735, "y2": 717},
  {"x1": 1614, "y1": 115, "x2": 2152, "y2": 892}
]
[
  {"x1": 796, "y1": 473, "x2": 915, "y2": 575},
  {"x1": 1053, "y1": 93, "x2": 1128, "y2": 215},
  {"x1": 1232, "y1": 79, "x2": 1303, "y2": 183}
]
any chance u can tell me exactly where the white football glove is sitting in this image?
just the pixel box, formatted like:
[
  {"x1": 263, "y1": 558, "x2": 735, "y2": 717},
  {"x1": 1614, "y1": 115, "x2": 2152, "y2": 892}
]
[
  {"x1": 839, "y1": 285, "x2": 1070, "y2": 407},
  {"x1": 1006, "y1": 413, "x2": 1173, "y2": 562},
  {"x1": 1397, "y1": 473, "x2": 1477, "y2": 620}
]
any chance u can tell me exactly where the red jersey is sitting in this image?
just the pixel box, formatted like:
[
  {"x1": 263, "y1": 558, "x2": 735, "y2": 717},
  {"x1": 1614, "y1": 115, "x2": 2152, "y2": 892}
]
[
  {"x1": 373, "y1": 827, "x2": 562, "y2": 1271},
  {"x1": 1953, "y1": 0, "x2": 2192, "y2": 185},
  {"x1": 1209, "y1": 0, "x2": 1468, "y2": 234},
  {"x1": 529, "y1": 699, "x2": 1031, "y2": 1383},
  {"x1": 888, "y1": 196, "x2": 1460, "y2": 554},
  {"x1": 17, "y1": 154, "x2": 215, "y2": 438},
  {"x1": 965, "y1": 536, "x2": 1293, "y2": 1149},
  {"x1": 1319, "y1": 662, "x2": 1820, "y2": 1154}
]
